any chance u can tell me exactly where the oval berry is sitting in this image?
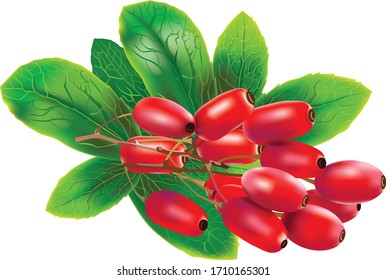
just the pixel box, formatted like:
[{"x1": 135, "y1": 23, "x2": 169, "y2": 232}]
[
  {"x1": 133, "y1": 97, "x2": 195, "y2": 138},
  {"x1": 195, "y1": 129, "x2": 258, "y2": 164},
  {"x1": 243, "y1": 101, "x2": 315, "y2": 145},
  {"x1": 242, "y1": 167, "x2": 308, "y2": 212},
  {"x1": 315, "y1": 160, "x2": 385, "y2": 204},
  {"x1": 145, "y1": 190, "x2": 208, "y2": 236},
  {"x1": 260, "y1": 141, "x2": 326, "y2": 178},
  {"x1": 120, "y1": 136, "x2": 186, "y2": 174},
  {"x1": 222, "y1": 197, "x2": 288, "y2": 253},
  {"x1": 282, "y1": 205, "x2": 345, "y2": 250},
  {"x1": 307, "y1": 189, "x2": 360, "y2": 223},
  {"x1": 194, "y1": 88, "x2": 255, "y2": 141}
]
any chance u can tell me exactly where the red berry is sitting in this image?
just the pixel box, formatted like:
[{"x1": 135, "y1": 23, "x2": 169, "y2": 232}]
[
  {"x1": 133, "y1": 97, "x2": 195, "y2": 138},
  {"x1": 243, "y1": 101, "x2": 315, "y2": 145},
  {"x1": 145, "y1": 190, "x2": 208, "y2": 236},
  {"x1": 282, "y1": 205, "x2": 345, "y2": 250},
  {"x1": 120, "y1": 136, "x2": 186, "y2": 174},
  {"x1": 222, "y1": 197, "x2": 288, "y2": 253},
  {"x1": 195, "y1": 129, "x2": 258, "y2": 164},
  {"x1": 260, "y1": 141, "x2": 326, "y2": 178},
  {"x1": 212, "y1": 184, "x2": 247, "y2": 212},
  {"x1": 307, "y1": 189, "x2": 360, "y2": 223},
  {"x1": 315, "y1": 160, "x2": 385, "y2": 204},
  {"x1": 194, "y1": 88, "x2": 255, "y2": 141},
  {"x1": 241, "y1": 167, "x2": 308, "y2": 212}
]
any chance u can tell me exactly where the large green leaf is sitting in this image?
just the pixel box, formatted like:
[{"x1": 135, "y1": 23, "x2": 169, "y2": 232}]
[
  {"x1": 213, "y1": 12, "x2": 268, "y2": 98},
  {"x1": 256, "y1": 74, "x2": 371, "y2": 145},
  {"x1": 91, "y1": 38, "x2": 150, "y2": 111},
  {"x1": 1, "y1": 58, "x2": 140, "y2": 160},
  {"x1": 119, "y1": 1, "x2": 215, "y2": 113},
  {"x1": 129, "y1": 173, "x2": 238, "y2": 259},
  {"x1": 46, "y1": 157, "x2": 139, "y2": 218}
]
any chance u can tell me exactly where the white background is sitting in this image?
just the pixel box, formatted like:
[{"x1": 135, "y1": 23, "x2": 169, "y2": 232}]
[{"x1": 1, "y1": 0, "x2": 385, "y2": 279}]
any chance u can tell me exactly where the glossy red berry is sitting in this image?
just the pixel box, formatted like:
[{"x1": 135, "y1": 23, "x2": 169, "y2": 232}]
[
  {"x1": 241, "y1": 167, "x2": 308, "y2": 212},
  {"x1": 133, "y1": 97, "x2": 195, "y2": 138},
  {"x1": 145, "y1": 190, "x2": 208, "y2": 236},
  {"x1": 307, "y1": 189, "x2": 360, "y2": 223},
  {"x1": 315, "y1": 160, "x2": 385, "y2": 204},
  {"x1": 282, "y1": 205, "x2": 345, "y2": 250},
  {"x1": 120, "y1": 136, "x2": 186, "y2": 174},
  {"x1": 222, "y1": 197, "x2": 288, "y2": 253},
  {"x1": 195, "y1": 129, "x2": 258, "y2": 164},
  {"x1": 260, "y1": 141, "x2": 326, "y2": 178},
  {"x1": 194, "y1": 88, "x2": 255, "y2": 141},
  {"x1": 243, "y1": 101, "x2": 315, "y2": 145}
]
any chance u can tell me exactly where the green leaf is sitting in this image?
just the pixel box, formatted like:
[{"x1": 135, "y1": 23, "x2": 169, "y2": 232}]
[
  {"x1": 256, "y1": 74, "x2": 371, "y2": 145},
  {"x1": 213, "y1": 12, "x2": 268, "y2": 98},
  {"x1": 91, "y1": 39, "x2": 150, "y2": 111},
  {"x1": 119, "y1": 1, "x2": 215, "y2": 114},
  {"x1": 46, "y1": 157, "x2": 139, "y2": 218},
  {"x1": 1, "y1": 58, "x2": 140, "y2": 160},
  {"x1": 129, "y1": 173, "x2": 238, "y2": 260}
]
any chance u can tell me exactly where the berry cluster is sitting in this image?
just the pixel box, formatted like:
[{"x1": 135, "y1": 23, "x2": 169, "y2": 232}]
[{"x1": 76, "y1": 88, "x2": 385, "y2": 252}]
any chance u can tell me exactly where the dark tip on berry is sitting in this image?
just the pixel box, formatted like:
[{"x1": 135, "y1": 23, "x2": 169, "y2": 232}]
[
  {"x1": 308, "y1": 109, "x2": 316, "y2": 123},
  {"x1": 281, "y1": 239, "x2": 288, "y2": 249},
  {"x1": 246, "y1": 91, "x2": 255, "y2": 105},
  {"x1": 381, "y1": 175, "x2": 386, "y2": 189},
  {"x1": 302, "y1": 195, "x2": 309, "y2": 207},
  {"x1": 182, "y1": 156, "x2": 189, "y2": 164},
  {"x1": 357, "y1": 204, "x2": 362, "y2": 211},
  {"x1": 339, "y1": 229, "x2": 346, "y2": 243},
  {"x1": 185, "y1": 122, "x2": 196, "y2": 133},
  {"x1": 199, "y1": 219, "x2": 208, "y2": 231},
  {"x1": 257, "y1": 145, "x2": 265, "y2": 154},
  {"x1": 317, "y1": 157, "x2": 327, "y2": 169},
  {"x1": 211, "y1": 190, "x2": 217, "y2": 199}
]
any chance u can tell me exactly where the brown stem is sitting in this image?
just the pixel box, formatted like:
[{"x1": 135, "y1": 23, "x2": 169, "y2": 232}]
[
  {"x1": 156, "y1": 147, "x2": 229, "y2": 169},
  {"x1": 205, "y1": 163, "x2": 228, "y2": 204},
  {"x1": 217, "y1": 154, "x2": 261, "y2": 163},
  {"x1": 174, "y1": 173, "x2": 222, "y2": 206},
  {"x1": 124, "y1": 168, "x2": 145, "y2": 202},
  {"x1": 95, "y1": 113, "x2": 133, "y2": 134}
]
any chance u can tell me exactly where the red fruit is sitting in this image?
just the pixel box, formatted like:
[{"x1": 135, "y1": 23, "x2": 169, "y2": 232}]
[
  {"x1": 260, "y1": 141, "x2": 326, "y2": 178},
  {"x1": 222, "y1": 197, "x2": 288, "y2": 253},
  {"x1": 243, "y1": 101, "x2": 315, "y2": 145},
  {"x1": 307, "y1": 189, "x2": 360, "y2": 223},
  {"x1": 120, "y1": 136, "x2": 186, "y2": 174},
  {"x1": 195, "y1": 129, "x2": 259, "y2": 164},
  {"x1": 133, "y1": 97, "x2": 195, "y2": 138},
  {"x1": 145, "y1": 190, "x2": 208, "y2": 236},
  {"x1": 282, "y1": 205, "x2": 345, "y2": 250},
  {"x1": 194, "y1": 88, "x2": 255, "y2": 141},
  {"x1": 212, "y1": 184, "x2": 247, "y2": 212},
  {"x1": 315, "y1": 160, "x2": 385, "y2": 204},
  {"x1": 241, "y1": 167, "x2": 308, "y2": 212}
]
